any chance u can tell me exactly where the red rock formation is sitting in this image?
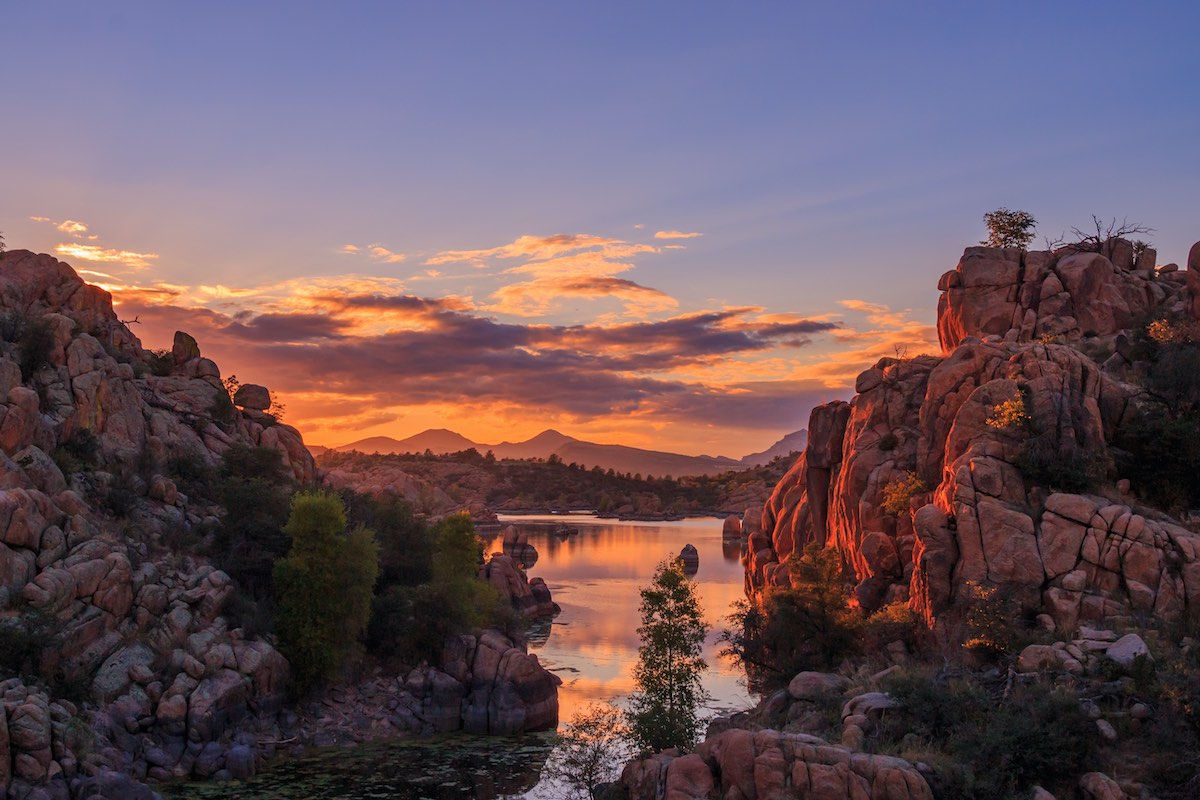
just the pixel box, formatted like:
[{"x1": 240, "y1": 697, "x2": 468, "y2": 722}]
[{"x1": 750, "y1": 239, "x2": 1200, "y2": 631}]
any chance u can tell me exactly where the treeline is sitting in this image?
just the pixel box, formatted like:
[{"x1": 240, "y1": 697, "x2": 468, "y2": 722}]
[{"x1": 318, "y1": 448, "x2": 797, "y2": 515}]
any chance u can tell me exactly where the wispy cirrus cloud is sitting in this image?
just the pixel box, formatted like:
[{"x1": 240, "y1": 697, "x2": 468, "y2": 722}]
[
  {"x1": 490, "y1": 275, "x2": 679, "y2": 318},
  {"x1": 426, "y1": 233, "x2": 622, "y2": 266},
  {"x1": 32, "y1": 215, "x2": 158, "y2": 268},
  {"x1": 339, "y1": 242, "x2": 406, "y2": 263},
  {"x1": 654, "y1": 230, "x2": 703, "y2": 240},
  {"x1": 54, "y1": 242, "x2": 160, "y2": 269}
]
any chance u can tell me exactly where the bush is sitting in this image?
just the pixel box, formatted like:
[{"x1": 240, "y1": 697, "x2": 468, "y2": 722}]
[
  {"x1": 877, "y1": 432, "x2": 899, "y2": 451},
  {"x1": 366, "y1": 514, "x2": 511, "y2": 663},
  {"x1": 1014, "y1": 437, "x2": 1103, "y2": 494},
  {"x1": 52, "y1": 428, "x2": 100, "y2": 476},
  {"x1": 273, "y1": 492, "x2": 379, "y2": 692},
  {"x1": 18, "y1": 317, "x2": 56, "y2": 381},
  {"x1": 166, "y1": 450, "x2": 217, "y2": 499},
  {"x1": 961, "y1": 581, "x2": 1017, "y2": 657},
  {"x1": 207, "y1": 388, "x2": 237, "y2": 427},
  {"x1": 721, "y1": 543, "x2": 859, "y2": 684},
  {"x1": 878, "y1": 669, "x2": 1098, "y2": 799},
  {"x1": 0, "y1": 607, "x2": 56, "y2": 676},
  {"x1": 882, "y1": 472, "x2": 926, "y2": 516},
  {"x1": 981, "y1": 208, "x2": 1036, "y2": 249},
  {"x1": 342, "y1": 491, "x2": 434, "y2": 587},
  {"x1": 102, "y1": 471, "x2": 139, "y2": 518},
  {"x1": 146, "y1": 349, "x2": 174, "y2": 377},
  {"x1": 213, "y1": 445, "x2": 294, "y2": 598},
  {"x1": 985, "y1": 392, "x2": 1031, "y2": 432}
]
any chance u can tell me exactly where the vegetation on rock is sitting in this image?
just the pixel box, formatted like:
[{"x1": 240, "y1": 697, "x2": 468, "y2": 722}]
[
  {"x1": 273, "y1": 492, "x2": 379, "y2": 692},
  {"x1": 981, "y1": 207, "x2": 1036, "y2": 249}
]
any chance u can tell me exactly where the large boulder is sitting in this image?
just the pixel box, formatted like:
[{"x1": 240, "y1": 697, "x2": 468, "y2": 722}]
[{"x1": 232, "y1": 383, "x2": 271, "y2": 411}]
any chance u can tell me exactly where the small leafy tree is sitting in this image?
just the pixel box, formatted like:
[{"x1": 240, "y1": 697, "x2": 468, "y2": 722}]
[
  {"x1": 982, "y1": 208, "x2": 1036, "y2": 249},
  {"x1": 273, "y1": 491, "x2": 379, "y2": 692},
  {"x1": 0, "y1": 230, "x2": 6, "y2": 257},
  {"x1": 542, "y1": 703, "x2": 634, "y2": 799},
  {"x1": 882, "y1": 472, "x2": 927, "y2": 515},
  {"x1": 626, "y1": 559, "x2": 708, "y2": 752}
]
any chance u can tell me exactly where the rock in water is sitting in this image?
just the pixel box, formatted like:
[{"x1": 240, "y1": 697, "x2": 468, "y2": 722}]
[{"x1": 676, "y1": 543, "x2": 699, "y2": 575}]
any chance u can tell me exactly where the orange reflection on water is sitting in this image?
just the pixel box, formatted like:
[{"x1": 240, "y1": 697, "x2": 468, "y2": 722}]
[{"x1": 486, "y1": 516, "x2": 756, "y2": 725}]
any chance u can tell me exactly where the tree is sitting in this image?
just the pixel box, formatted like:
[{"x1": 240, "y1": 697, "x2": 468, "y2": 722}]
[
  {"x1": 0, "y1": 230, "x2": 6, "y2": 257},
  {"x1": 626, "y1": 559, "x2": 708, "y2": 752},
  {"x1": 542, "y1": 703, "x2": 633, "y2": 799},
  {"x1": 982, "y1": 208, "x2": 1037, "y2": 249},
  {"x1": 273, "y1": 491, "x2": 379, "y2": 692},
  {"x1": 721, "y1": 543, "x2": 859, "y2": 682}
]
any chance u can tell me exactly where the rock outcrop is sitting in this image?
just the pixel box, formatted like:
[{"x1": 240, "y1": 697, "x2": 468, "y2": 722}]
[
  {"x1": 749, "y1": 239, "x2": 1200, "y2": 631},
  {"x1": 0, "y1": 250, "x2": 560, "y2": 796},
  {"x1": 622, "y1": 728, "x2": 932, "y2": 800},
  {"x1": 478, "y1": 551, "x2": 560, "y2": 618}
]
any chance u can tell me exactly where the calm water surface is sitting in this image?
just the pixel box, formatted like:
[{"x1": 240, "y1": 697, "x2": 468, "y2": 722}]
[{"x1": 165, "y1": 515, "x2": 755, "y2": 799}]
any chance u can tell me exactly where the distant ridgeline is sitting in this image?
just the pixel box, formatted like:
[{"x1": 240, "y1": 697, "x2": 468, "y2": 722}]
[{"x1": 318, "y1": 446, "x2": 798, "y2": 520}]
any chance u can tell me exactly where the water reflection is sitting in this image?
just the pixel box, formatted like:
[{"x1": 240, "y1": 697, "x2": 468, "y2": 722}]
[
  {"x1": 481, "y1": 515, "x2": 756, "y2": 724},
  {"x1": 165, "y1": 516, "x2": 756, "y2": 799},
  {"x1": 722, "y1": 538, "x2": 747, "y2": 563}
]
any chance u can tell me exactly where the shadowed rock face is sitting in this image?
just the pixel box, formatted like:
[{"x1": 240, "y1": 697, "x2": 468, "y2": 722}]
[
  {"x1": 0, "y1": 251, "x2": 323, "y2": 795},
  {"x1": 749, "y1": 239, "x2": 1200, "y2": 632}
]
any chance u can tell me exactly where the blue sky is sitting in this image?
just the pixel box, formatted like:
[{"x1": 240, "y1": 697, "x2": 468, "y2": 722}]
[{"x1": 3, "y1": 2, "x2": 1198, "y2": 454}]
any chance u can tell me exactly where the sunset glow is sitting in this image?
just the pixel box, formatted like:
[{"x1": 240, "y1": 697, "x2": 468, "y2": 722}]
[{"x1": 4, "y1": 3, "x2": 1197, "y2": 455}]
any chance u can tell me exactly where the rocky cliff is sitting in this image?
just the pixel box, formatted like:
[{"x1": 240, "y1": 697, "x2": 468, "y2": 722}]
[
  {"x1": 0, "y1": 251, "x2": 558, "y2": 798},
  {"x1": 618, "y1": 238, "x2": 1200, "y2": 800},
  {"x1": 749, "y1": 238, "x2": 1200, "y2": 631}
]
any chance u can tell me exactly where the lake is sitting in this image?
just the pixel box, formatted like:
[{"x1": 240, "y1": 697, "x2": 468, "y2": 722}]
[
  {"x1": 484, "y1": 513, "x2": 756, "y2": 725},
  {"x1": 164, "y1": 515, "x2": 755, "y2": 798}
]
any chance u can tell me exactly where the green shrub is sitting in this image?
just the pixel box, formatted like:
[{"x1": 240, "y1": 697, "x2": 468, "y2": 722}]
[
  {"x1": 18, "y1": 317, "x2": 56, "y2": 381},
  {"x1": 213, "y1": 445, "x2": 294, "y2": 598},
  {"x1": 273, "y1": 492, "x2": 379, "y2": 692},
  {"x1": 166, "y1": 450, "x2": 217, "y2": 499},
  {"x1": 721, "y1": 543, "x2": 859, "y2": 684},
  {"x1": 102, "y1": 471, "x2": 139, "y2": 518},
  {"x1": 877, "y1": 433, "x2": 899, "y2": 451},
  {"x1": 878, "y1": 669, "x2": 1097, "y2": 799},
  {"x1": 961, "y1": 580, "x2": 1017, "y2": 657},
  {"x1": 882, "y1": 472, "x2": 926, "y2": 516},
  {"x1": 0, "y1": 311, "x2": 26, "y2": 343},
  {"x1": 366, "y1": 514, "x2": 510, "y2": 664},
  {"x1": 342, "y1": 491, "x2": 434, "y2": 587},
  {"x1": 146, "y1": 348, "x2": 174, "y2": 377},
  {"x1": 0, "y1": 607, "x2": 56, "y2": 676},
  {"x1": 1015, "y1": 437, "x2": 1104, "y2": 494},
  {"x1": 207, "y1": 387, "x2": 237, "y2": 427}
]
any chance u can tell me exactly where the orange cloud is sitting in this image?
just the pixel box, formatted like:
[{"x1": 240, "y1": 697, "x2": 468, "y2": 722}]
[
  {"x1": 55, "y1": 243, "x2": 159, "y2": 269},
  {"x1": 426, "y1": 233, "x2": 625, "y2": 266},
  {"x1": 654, "y1": 230, "x2": 703, "y2": 240},
  {"x1": 489, "y1": 275, "x2": 679, "y2": 317}
]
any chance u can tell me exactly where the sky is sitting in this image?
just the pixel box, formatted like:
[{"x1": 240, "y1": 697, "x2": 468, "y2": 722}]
[{"x1": 3, "y1": 2, "x2": 1198, "y2": 457}]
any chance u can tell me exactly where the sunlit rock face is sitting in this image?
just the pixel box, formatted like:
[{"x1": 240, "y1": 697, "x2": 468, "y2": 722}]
[{"x1": 749, "y1": 238, "x2": 1200, "y2": 631}]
